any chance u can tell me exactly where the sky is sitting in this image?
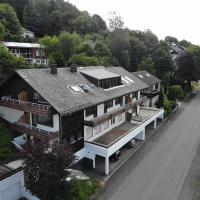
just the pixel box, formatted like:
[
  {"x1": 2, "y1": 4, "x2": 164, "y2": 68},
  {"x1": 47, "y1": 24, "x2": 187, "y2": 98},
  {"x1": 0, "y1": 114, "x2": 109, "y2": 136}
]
[{"x1": 68, "y1": 0, "x2": 200, "y2": 45}]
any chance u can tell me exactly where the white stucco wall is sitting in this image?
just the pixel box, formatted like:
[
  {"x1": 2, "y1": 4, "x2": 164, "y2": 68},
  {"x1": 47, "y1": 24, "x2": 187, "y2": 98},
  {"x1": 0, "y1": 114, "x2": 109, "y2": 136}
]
[
  {"x1": 84, "y1": 92, "x2": 141, "y2": 142},
  {"x1": 0, "y1": 170, "x2": 24, "y2": 200},
  {"x1": 0, "y1": 106, "x2": 24, "y2": 123}
]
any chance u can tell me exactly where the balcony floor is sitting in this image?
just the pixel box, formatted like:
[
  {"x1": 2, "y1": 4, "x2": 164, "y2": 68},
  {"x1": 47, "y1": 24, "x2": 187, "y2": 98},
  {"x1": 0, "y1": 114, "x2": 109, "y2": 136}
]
[
  {"x1": 90, "y1": 107, "x2": 162, "y2": 148},
  {"x1": 132, "y1": 107, "x2": 161, "y2": 122},
  {"x1": 92, "y1": 122, "x2": 137, "y2": 148}
]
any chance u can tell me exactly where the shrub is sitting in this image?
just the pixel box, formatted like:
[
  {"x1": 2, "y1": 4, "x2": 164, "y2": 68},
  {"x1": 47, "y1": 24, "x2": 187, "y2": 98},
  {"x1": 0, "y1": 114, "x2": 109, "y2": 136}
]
[
  {"x1": 164, "y1": 100, "x2": 177, "y2": 117},
  {"x1": 67, "y1": 179, "x2": 101, "y2": 200},
  {"x1": 171, "y1": 85, "x2": 186, "y2": 99},
  {"x1": 167, "y1": 86, "x2": 176, "y2": 101}
]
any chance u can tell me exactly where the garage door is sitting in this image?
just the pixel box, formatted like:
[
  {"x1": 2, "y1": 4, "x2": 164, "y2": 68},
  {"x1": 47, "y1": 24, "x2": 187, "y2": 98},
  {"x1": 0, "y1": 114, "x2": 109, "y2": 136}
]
[{"x1": 2, "y1": 182, "x2": 22, "y2": 200}]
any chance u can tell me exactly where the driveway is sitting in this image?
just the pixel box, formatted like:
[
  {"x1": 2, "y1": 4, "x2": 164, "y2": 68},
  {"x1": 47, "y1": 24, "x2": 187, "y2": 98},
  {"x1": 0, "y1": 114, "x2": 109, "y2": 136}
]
[{"x1": 96, "y1": 95, "x2": 200, "y2": 200}]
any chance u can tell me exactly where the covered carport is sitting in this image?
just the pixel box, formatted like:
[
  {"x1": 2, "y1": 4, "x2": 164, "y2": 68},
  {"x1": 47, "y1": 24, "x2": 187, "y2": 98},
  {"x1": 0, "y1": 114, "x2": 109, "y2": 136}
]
[{"x1": 85, "y1": 107, "x2": 164, "y2": 175}]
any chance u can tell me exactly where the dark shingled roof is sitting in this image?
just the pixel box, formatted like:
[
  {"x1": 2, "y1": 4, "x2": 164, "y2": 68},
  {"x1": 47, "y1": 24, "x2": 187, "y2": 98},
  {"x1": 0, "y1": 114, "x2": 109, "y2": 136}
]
[
  {"x1": 16, "y1": 66, "x2": 148, "y2": 115},
  {"x1": 132, "y1": 71, "x2": 161, "y2": 87}
]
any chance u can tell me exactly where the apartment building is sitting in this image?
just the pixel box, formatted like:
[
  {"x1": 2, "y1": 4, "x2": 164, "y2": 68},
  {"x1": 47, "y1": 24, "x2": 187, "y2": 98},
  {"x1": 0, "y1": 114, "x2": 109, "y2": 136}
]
[{"x1": 0, "y1": 66, "x2": 164, "y2": 175}]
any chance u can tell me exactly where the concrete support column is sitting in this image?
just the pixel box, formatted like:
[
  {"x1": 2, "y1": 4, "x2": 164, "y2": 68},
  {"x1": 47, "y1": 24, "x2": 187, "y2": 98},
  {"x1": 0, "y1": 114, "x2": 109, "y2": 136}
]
[
  {"x1": 93, "y1": 156, "x2": 96, "y2": 169},
  {"x1": 154, "y1": 119, "x2": 157, "y2": 129},
  {"x1": 105, "y1": 156, "x2": 109, "y2": 175},
  {"x1": 135, "y1": 129, "x2": 145, "y2": 140}
]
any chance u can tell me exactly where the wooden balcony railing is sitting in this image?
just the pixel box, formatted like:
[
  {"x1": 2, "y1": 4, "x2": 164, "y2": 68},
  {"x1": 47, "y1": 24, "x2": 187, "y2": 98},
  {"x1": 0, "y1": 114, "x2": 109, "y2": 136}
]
[
  {"x1": 0, "y1": 97, "x2": 51, "y2": 115},
  {"x1": 84, "y1": 99, "x2": 144, "y2": 127},
  {"x1": 141, "y1": 89, "x2": 160, "y2": 98},
  {"x1": 11, "y1": 122, "x2": 59, "y2": 140}
]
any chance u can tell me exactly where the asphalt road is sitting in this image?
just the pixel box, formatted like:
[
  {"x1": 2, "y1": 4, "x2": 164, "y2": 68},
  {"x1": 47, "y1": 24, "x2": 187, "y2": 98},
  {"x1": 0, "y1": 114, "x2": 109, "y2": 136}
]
[{"x1": 96, "y1": 95, "x2": 200, "y2": 200}]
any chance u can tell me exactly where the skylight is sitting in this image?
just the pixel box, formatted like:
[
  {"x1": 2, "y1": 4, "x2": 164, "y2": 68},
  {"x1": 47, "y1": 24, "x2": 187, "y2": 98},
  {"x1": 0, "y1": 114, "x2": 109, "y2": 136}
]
[
  {"x1": 80, "y1": 84, "x2": 94, "y2": 93},
  {"x1": 146, "y1": 73, "x2": 150, "y2": 77},
  {"x1": 121, "y1": 77, "x2": 130, "y2": 84},
  {"x1": 139, "y1": 75, "x2": 144, "y2": 78},
  {"x1": 125, "y1": 76, "x2": 134, "y2": 83},
  {"x1": 70, "y1": 86, "x2": 81, "y2": 92}
]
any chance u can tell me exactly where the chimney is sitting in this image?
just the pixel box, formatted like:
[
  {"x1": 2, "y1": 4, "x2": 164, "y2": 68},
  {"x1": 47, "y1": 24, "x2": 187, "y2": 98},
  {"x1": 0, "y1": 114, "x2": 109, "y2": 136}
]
[
  {"x1": 70, "y1": 64, "x2": 78, "y2": 73},
  {"x1": 50, "y1": 63, "x2": 57, "y2": 74}
]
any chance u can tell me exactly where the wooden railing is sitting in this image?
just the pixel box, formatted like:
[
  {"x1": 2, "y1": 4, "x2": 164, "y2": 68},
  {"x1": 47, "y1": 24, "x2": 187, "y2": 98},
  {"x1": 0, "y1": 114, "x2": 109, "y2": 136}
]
[
  {"x1": 11, "y1": 122, "x2": 59, "y2": 139},
  {"x1": 0, "y1": 96, "x2": 51, "y2": 115},
  {"x1": 84, "y1": 99, "x2": 143, "y2": 127}
]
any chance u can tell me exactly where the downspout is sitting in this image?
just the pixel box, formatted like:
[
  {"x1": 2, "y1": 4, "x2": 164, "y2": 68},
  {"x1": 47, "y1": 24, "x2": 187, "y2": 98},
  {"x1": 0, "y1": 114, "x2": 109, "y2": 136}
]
[{"x1": 59, "y1": 114, "x2": 62, "y2": 143}]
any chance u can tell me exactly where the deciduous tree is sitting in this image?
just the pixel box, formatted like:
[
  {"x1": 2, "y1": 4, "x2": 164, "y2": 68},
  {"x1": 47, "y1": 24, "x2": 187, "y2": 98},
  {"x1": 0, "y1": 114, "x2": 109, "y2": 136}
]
[
  {"x1": 0, "y1": 3, "x2": 22, "y2": 41},
  {"x1": 22, "y1": 141, "x2": 76, "y2": 200}
]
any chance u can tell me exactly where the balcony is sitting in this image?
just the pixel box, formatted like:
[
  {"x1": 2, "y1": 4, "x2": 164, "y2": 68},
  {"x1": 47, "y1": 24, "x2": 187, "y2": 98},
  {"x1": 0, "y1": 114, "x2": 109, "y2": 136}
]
[
  {"x1": 141, "y1": 89, "x2": 160, "y2": 98},
  {"x1": 11, "y1": 122, "x2": 59, "y2": 140},
  {"x1": 0, "y1": 97, "x2": 51, "y2": 115},
  {"x1": 84, "y1": 97, "x2": 146, "y2": 127}
]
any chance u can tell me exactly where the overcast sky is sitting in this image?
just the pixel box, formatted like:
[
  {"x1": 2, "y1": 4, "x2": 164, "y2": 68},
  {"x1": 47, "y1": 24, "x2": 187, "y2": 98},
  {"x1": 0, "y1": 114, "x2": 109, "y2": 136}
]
[{"x1": 68, "y1": 0, "x2": 200, "y2": 45}]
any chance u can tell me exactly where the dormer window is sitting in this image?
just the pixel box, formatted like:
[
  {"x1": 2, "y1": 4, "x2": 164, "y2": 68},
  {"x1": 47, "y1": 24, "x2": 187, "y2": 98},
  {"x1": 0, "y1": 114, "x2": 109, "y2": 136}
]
[{"x1": 99, "y1": 77, "x2": 121, "y2": 89}]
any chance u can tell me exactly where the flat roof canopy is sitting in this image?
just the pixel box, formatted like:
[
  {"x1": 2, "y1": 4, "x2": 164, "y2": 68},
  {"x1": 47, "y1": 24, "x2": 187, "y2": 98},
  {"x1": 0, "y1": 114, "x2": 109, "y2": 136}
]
[
  {"x1": 80, "y1": 68, "x2": 120, "y2": 80},
  {"x1": 2, "y1": 42, "x2": 41, "y2": 48},
  {"x1": 92, "y1": 122, "x2": 137, "y2": 148}
]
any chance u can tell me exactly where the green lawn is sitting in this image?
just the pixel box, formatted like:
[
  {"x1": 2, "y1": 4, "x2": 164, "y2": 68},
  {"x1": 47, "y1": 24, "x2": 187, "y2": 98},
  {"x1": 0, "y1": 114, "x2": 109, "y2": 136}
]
[{"x1": 0, "y1": 119, "x2": 14, "y2": 164}]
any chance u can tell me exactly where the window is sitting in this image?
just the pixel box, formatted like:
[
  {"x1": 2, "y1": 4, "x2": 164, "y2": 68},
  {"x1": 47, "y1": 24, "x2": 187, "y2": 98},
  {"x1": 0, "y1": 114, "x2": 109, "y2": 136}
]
[
  {"x1": 146, "y1": 73, "x2": 150, "y2": 77},
  {"x1": 86, "y1": 106, "x2": 97, "y2": 117},
  {"x1": 115, "y1": 97, "x2": 123, "y2": 106},
  {"x1": 125, "y1": 95, "x2": 131, "y2": 104},
  {"x1": 117, "y1": 114, "x2": 122, "y2": 122},
  {"x1": 132, "y1": 92, "x2": 138, "y2": 100},
  {"x1": 125, "y1": 76, "x2": 134, "y2": 83},
  {"x1": 70, "y1": 86, "x2": 81, "y2": 92},
  {"x1": 139, "y1": 75, "x2": 144, "y2": 78},
  {"x1": 41, "y1": 59, "x2": 46, "y2": 64},
  {"x1": 155, "y1": 83, "x2": 159, "y2": 90},
  {"x1": 103, "y1": 120, "x2": 109, "y2": 130},
  {"x1": 132, "y1": 92, "x2": 137, "y2": 98},
  {"x1": 121, "y1": 77, "x2": 130, "y2": 84},
  {"x1": 104, "y1": 100, "x2": 113, "y2": 113},
  {"x1": 36, "y1": 59, "x2": 41, "y2": 64},
  {"x1": 99, "y1": 78, "x2": 121, "y2": 89},
  {"x1": 95, "y1": 125, "x2": 101, "y2": 134},
  {"x1": 111, "y1": 116, "x2": 115, "y2": 125},
  {"x1": 37, "y1": 115, "x2": 53, "y2": 127}
]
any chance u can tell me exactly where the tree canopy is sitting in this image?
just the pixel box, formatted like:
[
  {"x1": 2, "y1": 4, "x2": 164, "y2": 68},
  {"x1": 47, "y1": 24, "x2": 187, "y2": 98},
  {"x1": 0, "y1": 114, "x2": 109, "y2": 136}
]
[
  {"x1": 0, "y1": 3, "x2": 22, "y2": 41},
  {"x1": 22, "y1": 141, "x2": 76, "y2": 200}
]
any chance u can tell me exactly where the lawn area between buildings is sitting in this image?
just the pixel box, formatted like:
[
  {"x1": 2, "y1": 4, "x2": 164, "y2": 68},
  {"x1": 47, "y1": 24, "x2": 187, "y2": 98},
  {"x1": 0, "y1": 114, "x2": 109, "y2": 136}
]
[{"x1": 0, "y1": 119, "x2": 15, "y2": 164}]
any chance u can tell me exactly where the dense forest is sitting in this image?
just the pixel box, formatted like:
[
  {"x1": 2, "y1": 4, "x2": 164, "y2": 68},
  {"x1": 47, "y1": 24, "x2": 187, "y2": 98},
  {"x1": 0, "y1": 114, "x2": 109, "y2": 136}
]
[{"x1": 0, "y1": 0, "x2": 200, "y2": 94}]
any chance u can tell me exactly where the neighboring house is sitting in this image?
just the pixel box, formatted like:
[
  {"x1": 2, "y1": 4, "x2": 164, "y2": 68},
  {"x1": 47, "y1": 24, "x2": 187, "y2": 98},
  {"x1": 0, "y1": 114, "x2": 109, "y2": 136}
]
[
  {"x1": 169, "y1": 43, "x2": 186, "y2": 60},
  {"x1": 0, "y1": 66, "x2": 164, "y2": 175},
  {"x1": 22, "y1": 28, "x2": 35, "y2": 39},
  {"x1": 0, "y1": 165, "x2": 23, "y2": 200},
  {"x1": 132, "y1": 71, "x2": 161, "y2": 107},
  {"x1": 2, "y1": 42, "x2": 48, "y2": 66},
  {"x1": 0, "y1": 160, "x2": 39, "y2": 200}
]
